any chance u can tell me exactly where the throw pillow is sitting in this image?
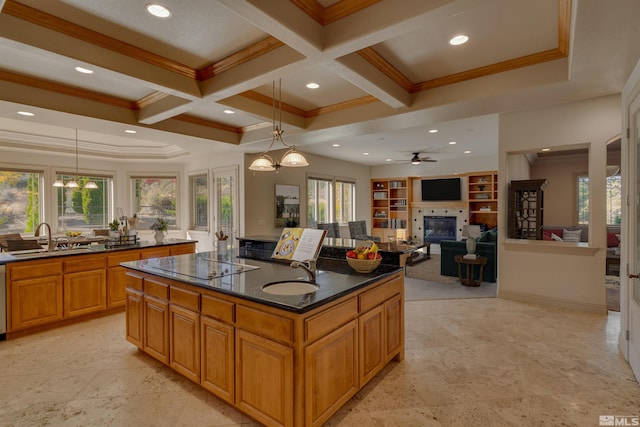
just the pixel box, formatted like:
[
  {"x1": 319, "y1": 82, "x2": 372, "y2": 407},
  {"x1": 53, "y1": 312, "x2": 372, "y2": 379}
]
[
  {"x1": 607, "y1": 232, "x2": 620, "y2": 248},
  {"x1": 551, "y1": 233, "x2": 563, "y2": 242},
  {"x1": 562, "y1": 228, "x2": 582, "y2": 242},
  {"x1": 543, "y1": 231, "x2": 553, "y2": 240},
  {"x1": 543, "y1": 228, "x2": 563, "y2": 240}
]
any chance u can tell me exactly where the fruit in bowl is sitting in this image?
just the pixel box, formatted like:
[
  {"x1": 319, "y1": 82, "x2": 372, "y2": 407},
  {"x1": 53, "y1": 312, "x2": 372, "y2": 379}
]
[
  {"x1": 345, "y1": 240, "x2": 382, "y2": 273},
  {"x1": 65, "y1": 231, "x2": 82, "y2": 237}
]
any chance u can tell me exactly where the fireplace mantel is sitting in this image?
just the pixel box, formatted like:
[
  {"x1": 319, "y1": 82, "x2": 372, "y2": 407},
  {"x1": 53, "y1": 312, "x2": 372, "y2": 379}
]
[{"x1": 411, "y1": 201, "x2": 467, "y2": 209}]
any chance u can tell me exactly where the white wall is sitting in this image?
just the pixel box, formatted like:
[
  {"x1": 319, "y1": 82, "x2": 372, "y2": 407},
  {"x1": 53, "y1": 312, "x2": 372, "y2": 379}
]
[{"x1": 498, "y1": 94, "x2": 621, "y2": 312}]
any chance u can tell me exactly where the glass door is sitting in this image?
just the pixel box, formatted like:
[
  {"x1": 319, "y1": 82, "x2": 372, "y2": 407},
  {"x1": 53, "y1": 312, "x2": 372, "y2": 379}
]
[{"x1": 212, "y1": 166, "x2": 239, "y2": 251}]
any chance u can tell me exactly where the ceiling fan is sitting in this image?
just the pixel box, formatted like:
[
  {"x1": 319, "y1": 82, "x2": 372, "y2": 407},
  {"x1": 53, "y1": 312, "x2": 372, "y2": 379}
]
[{"x1": 408, "y1": 152, "x2": 437, "y2": 164}]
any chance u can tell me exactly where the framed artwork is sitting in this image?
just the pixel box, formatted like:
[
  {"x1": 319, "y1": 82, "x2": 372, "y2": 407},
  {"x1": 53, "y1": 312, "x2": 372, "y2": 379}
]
[{"x1": 275, "y1": 184, "x2": 300, "y2": 227}]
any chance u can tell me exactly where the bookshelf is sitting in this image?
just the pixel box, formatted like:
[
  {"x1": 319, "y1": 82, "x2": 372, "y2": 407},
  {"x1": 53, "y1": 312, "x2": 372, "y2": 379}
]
[
  {"x1": 467, "y1": 171, "x2": 498, "y2": 230},
  {"x1": 371, "y1": 178, "x2": 411, "y2": 242}
]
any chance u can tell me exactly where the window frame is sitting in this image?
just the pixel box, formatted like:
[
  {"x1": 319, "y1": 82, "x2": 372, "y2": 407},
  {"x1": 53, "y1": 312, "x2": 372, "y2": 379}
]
[
  {"x1": 130, "y1": 173, "x2": 180, "y2": 230},
  {"x1": 0, "y1": 166, "x2": 45, "y2": 235},
  {"x1": 189, "y1": 171, "x2": 209, "y2": 231},
  {"x1": 53, "y1": 171, "x2": 113, "y2": 233},
  {"x1": 307, "y1": 174, "x2": 356, "y2": 226}
]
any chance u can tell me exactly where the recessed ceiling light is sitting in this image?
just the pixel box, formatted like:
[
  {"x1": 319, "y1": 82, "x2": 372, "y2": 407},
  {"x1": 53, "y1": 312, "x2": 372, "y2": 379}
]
[
  {"x1": 449, "y1": 35, "x2": 469, "y2": 46},
  {"x1": 75, "y1": 66, "x2": 94, "y2": 74},
  {"x1": 386, "y1": 159, "x2": 392, "y2": 162},
  {"x1": 541, "y1": 148, "x2": 550, "y2": 151},
  {"x1": 223, "y1": 109, "x2": 235, "y2": 114},
  {"x1": 306, "y1": 82, "x2": 319, "y2": 89},
  {"x1": 17, "y1": 111, "x2": 34, "y2": 116},
  {"x1": 464, "y1": 150, "x2": 471, "y2": 154},
  {"x1": 428, "y1": 129, "x2": 438, "y2": 133},
  {"x1": 332, "y1": 143, "x2": 340, "y2": 147},
  {"x1": 449, "y1": 141, "x2": 457, "y2": 145},
  {"x1": 146, "y1": 3, "x2": 171, "y2": 18},
  {"x1": 363, "y1": 152, "x2": 369, "y2": 156},
  {"x1": 125, "y1": 129, "x2": 137, "y2": 134}
]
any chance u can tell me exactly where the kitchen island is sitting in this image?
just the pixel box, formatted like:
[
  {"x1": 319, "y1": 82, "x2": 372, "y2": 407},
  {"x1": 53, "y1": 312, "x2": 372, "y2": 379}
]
[
  {"x1": 0, "y1": 239, "x2": 195, "y2": 339},
  {"x1": 121, "y1": 252, "x2": 404, "y2": 427}
]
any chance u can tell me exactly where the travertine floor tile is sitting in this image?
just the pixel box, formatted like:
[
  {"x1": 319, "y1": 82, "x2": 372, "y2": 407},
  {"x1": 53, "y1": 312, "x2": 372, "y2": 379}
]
[{"x1": 0, "y1": 298, "x2": 638, "y2": 426}]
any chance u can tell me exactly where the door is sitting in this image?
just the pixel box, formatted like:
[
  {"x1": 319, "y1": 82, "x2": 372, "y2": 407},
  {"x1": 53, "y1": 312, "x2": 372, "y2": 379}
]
[
  {"x1": 627, "y1": 91, "x2": 640, "y2": 382},
  {"x1": 213, "y1": 166, "x2": 239, "y2": 247}
]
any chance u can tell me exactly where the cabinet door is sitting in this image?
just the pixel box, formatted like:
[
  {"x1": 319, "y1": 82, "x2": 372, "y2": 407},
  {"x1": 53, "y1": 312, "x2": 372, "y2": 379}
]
[
  {"x1": 201, "y1": 316, "x2": 234, "y2": 403},
  {"x1": 170, "y1": 304, "x2": 200, "y2": 383},
  {"x1": 170, "y1": 243, "x2": 195, "y2": 256},
  {"x1": 64, "y1": 269, "x2": 106, "y2": 318},
  {"x1": 10, "y1": 276, "x2": 63, "y2": 331},
  {"x1": 107, "y1": 266, "x2": 128, "y2": 307},
  {"x1": 304, "y1": 319, "x2": 358, "y2": 427},
  {"x1": 236, "y1": 329, "x2": 293, "y2": 427},
  {"x1": 359, "y1": 304, "x2": 384, "y2": 386},
  {"x1": 384, "y1": 294, "x2": 403, "y2": 362},
  {"x1": 126, "y1": 288, "x2": 144, "y2": 348},
  {"x1": 144, "y1": 295, "x2": 170, "y2": 364},
  {"x1": 141, "y1": 247, "x2": 171, "y2": 259}
]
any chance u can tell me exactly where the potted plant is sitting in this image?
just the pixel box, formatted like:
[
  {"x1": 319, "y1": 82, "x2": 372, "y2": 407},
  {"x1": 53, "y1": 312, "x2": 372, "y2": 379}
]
[
  {"x1": 108, "y1": 219, "x2": 120, "y2": 238},
  {"x1": 151, "y1": 217, "x2": 169, "y2": 243}
]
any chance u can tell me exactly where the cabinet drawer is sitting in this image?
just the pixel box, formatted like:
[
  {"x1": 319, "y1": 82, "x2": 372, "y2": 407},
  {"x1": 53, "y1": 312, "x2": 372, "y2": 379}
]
[
  {"x1": 9, "y1": 261, "x2": 63, "y2": 280},
  {"x1": 140, "y1": 248, "x2": 170, "y2": 259},
  {"x1": 170, "y1": 286, "x2": 199, "y2": 311},
  {"x1": 107, "y1": 251, "x2": 140, "y2": 267},
  {"x1": 144, "y1": 278, "x2": 169, "y2": 300},
  {"x1": 305, "y1": 297, "x2": 357, "y2": 343},
  {"x1": 170, "y1": 244, "x2": 195, "y2": 256},
  {"x1": 125, "y1": 272, "x2": 143, "y2": 291},
  {"x1": 359, "y1": 275, "x2": 402, "y2": 313},
  {"x1": 201, "y1": 295, "x2": 234, "y2": 324},
  {"x1": 64, "y1": 255, "x2": 106, "y2": 273},
  {"x1": 236, "y1": 305, "x2": 293, "y2": 345}
]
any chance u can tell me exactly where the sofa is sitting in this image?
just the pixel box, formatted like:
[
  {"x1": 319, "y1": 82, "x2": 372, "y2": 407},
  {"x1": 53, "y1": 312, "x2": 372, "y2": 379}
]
[{"x1": 440, "y1": 227, "x2": 498, "y2": 283}]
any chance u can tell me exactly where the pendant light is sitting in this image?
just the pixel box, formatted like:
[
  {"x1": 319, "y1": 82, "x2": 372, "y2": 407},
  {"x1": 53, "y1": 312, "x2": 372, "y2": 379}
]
[
  {"x1": 249, "y1": 80, "x2": 309, "y2": 172},
  {"x1": 53, "y1": 129, "x2": 97, "y2": 189}
]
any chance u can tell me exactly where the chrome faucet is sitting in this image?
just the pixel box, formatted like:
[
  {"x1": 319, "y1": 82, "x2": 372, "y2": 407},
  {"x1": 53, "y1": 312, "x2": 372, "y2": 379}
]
[
  {"x1": 290, "y1": 259, "x2": 316, "y2": 283},
  {"x1": 34, "y1": 222, "x2": 53, "y2": 252}
]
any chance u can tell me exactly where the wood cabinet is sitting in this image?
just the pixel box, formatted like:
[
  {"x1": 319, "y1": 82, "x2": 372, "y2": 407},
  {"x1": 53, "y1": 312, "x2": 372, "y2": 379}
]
[
  {"x1": 371, "y1": 178, "x2": 411, "y2": 242},
  {"x1": 4, "y1": 242, "x2": 195, "y2": 337},
  {"x1": 201, "y1": 316, "x2": 235, "y2": 403},
  {"x1": 468, "y1": 171, "x2": 498, "y2": 229},
  {"x1": 63, "y1": 255, "x2": 106, "y2": 318},
  {"x1": 124, "y1": 268, "x2": 404, "y2": 427},
  {"x1": 8, "y1": 260, "x2": 63, "y2": 331},
  {"x1": 508, "y1": 179, "x2": 548, "y2": 239}
]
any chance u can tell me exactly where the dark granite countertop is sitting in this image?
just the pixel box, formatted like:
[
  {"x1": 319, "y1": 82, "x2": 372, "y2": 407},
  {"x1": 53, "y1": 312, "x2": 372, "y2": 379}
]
[
  {"x1": 238, "y1": 235, "x2": 420, "y2": 254},
  {"x1": 0, "y1": 238, "x2": 196, "y2": 265},
  {"x1": 121, "y1": 251, "x2": 403, "y2": 313}
]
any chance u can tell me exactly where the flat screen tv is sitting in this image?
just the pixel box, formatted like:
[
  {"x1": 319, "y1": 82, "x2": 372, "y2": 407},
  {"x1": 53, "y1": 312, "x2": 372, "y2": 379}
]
[{"x1": 421, "y1": 178, "x2": 461, "y2": 201}]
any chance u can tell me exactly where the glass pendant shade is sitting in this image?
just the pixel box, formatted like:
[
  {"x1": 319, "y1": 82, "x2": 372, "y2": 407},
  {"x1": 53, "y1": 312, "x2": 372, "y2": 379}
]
[
  {"x1": 84, "y1": 180, "x2": 98, "y2": 189},
  {"x1": 53, "y1": 180, "x2": 64, "y2": 187},
  {"x1": 280, "y1": 149, "x2": 308, "y2": 167},
  {"x1": 65, "y1": 179, "x2": 79, "y2": 188},
  {"x1": 249, "y1": 156, "x2": 276, "y2": 171}
]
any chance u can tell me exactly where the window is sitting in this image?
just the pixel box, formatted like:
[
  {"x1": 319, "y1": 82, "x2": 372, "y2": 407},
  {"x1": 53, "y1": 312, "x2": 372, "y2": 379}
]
[
  {"x1": 132, "y1": 176, "x2": 177, "y2": 230},
  {"x1": 576, "y1": 173, "x2": 621, "y2": 225},
  {"x1": 190, "y1": 174, "x2": 208, "y2": 230},
  {"x1": 0, "y1": 168, "x2": 43, "y2": 234},
  {"x1": 307, "y1": 176, "x2": 355, "y2": 226},
  {"x1": 55, "y1": 174, "x2": 112, "y2": 232}
]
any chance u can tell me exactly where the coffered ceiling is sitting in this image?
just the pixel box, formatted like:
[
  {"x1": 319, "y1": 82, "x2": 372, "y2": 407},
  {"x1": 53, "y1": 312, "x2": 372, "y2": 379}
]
[{"x1": 0, "y1": 0, "x2": 639, "y2": 165}]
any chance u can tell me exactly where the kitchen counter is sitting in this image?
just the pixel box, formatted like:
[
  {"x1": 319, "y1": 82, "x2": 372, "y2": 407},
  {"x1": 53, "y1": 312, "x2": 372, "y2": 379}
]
[
  {"x1": 237, "y1": 235, "x2": 422, "y2": 266},
  {"x1": 121, "y1": 249, "x2": 405, "y2": 427},
  {"x1": 121, "y1": 251, "x2": 402, "y2": 313},
  {"x1": 0, "y1": 238, "x2": 195, "y2": 265}
]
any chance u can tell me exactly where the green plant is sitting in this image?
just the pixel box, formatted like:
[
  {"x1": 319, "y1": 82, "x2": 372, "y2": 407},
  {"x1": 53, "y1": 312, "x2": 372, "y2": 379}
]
[
  {"x1": 109, "y1": 218, "x2": 120, "y2": 231},
  {"x1": 151, "y1": 217, "x2": 168, "y2": 232}
]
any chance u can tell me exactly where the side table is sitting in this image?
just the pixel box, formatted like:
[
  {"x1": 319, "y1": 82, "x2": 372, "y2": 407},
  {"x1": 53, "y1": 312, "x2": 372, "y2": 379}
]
[{"x1": 454, "y1": 255, "x2": 488, "y2": 287}]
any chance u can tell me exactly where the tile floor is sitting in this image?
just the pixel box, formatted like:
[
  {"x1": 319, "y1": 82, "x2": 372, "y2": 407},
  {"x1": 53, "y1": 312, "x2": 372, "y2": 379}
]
[{"x1": 1, "y1": 298, "x2": 639, "y2": 426}]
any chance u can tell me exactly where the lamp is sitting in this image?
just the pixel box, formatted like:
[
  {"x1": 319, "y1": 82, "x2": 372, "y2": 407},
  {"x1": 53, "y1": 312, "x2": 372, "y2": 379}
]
[
  {"x1": 53, "y1": 129, "x2": 97, "y2": 189},
  {"x1": 248, "y1": 80, "x2": 309, "y2": 172},
  {"x1": 462, "y1": 225, "x2": 482, "y2": 257}
]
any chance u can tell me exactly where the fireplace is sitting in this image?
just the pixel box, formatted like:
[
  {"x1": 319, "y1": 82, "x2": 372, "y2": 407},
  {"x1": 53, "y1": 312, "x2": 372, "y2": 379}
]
[{"x1": 423, "y1": 216, "x2": 457, "y2": 243}]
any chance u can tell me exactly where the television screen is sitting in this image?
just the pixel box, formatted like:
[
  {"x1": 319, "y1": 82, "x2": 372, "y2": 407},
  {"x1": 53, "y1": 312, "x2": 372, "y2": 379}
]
[{"x1": 421, "y1": 178, "x2": 461, "y2": 201}]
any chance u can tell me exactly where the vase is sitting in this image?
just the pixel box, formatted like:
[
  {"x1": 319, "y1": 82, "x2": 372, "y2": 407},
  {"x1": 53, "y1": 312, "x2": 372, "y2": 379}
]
[
  {"x1": 154, "y1": 230, "x2": 166, "y2": 244},
  {"x1": 216, "y1": 240, "x2": 227, "y2": 255}
]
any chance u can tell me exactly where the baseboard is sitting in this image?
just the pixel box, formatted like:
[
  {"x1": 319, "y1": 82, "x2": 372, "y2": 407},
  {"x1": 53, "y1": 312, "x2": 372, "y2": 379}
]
[{"x1": 498, "y1": 290, "x2": 607, "y2": 313}]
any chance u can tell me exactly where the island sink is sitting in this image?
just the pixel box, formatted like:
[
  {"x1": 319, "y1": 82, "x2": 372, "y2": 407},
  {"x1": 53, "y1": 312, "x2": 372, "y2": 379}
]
[{"x1": 262, "y1": 280, "x2": 319, "y2": 295}]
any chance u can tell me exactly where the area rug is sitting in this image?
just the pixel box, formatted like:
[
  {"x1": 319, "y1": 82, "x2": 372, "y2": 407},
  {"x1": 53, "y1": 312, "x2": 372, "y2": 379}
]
[
  {"x1": 405, "y1": 254, "x2": 457, "y2": 284},
  {"x1": 404, "y1": 254, "x2": 497, "y2": 301}
]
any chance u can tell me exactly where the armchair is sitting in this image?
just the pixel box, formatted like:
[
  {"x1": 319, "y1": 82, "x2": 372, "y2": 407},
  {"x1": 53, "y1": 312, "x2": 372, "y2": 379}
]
[
  {"x1": 440, "y1": 227, "x2": 498, "y2": 282},
  {"x1": 347, "y1": 221, "x2": 380, "y2": 242}
]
